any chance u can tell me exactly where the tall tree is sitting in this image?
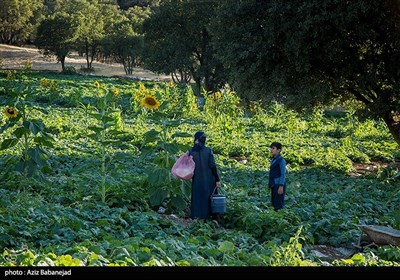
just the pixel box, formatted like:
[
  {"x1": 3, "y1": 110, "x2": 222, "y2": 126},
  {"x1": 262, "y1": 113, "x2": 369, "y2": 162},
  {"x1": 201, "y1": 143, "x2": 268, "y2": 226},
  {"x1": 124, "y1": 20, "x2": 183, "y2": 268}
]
[
  {"x1": 102, "y1": 21, "x2": 144, "y2": 74},
  {"x1": 142, "y1": 0, "x2": 225, "y2": 96},
  {"x1": 99, "y1": 5, "x2": 147, "y2": 74},
  {"x1": 72, "y1": 0, "x2": 105, "y2": 70},
  {"x1": 35, "y1": 12, "x2": 79, "y2": 72},
  {"x1": 0, "y1": 0, "x2": 43, "y2": 44},
  {"x1": 213, "y1": 0, "x2": 400, "y2": 146}
]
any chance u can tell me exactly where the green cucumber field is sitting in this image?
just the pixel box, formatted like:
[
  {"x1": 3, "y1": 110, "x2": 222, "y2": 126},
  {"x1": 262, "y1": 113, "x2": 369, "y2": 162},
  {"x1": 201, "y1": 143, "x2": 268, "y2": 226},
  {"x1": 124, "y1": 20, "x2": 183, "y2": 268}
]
[{"x1": 1, "y1": 70, "x2": 400, "y2": 267}]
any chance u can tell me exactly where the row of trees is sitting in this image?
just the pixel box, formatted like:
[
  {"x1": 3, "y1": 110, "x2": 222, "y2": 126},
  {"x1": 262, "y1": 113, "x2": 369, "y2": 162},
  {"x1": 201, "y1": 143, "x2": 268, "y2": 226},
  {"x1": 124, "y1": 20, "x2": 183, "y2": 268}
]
[
  {"x1": 0, "y1": 0, "x2": 153, "y2": 44},
  {"x1": 0, "y1": 0, "x2": 155, "y2": 73},
  {"x1": 1, "y1": 0, "x2": 400, "y2": 146},
  {"x1": 34, "y1": 1, "x2": 151, "y2": 74}
]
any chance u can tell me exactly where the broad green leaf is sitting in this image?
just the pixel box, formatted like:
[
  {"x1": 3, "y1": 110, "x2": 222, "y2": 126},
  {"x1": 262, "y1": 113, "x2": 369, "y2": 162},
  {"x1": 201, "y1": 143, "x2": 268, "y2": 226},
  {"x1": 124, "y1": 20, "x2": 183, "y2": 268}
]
[
  {"x1": 13, "y1": 127, "x2": 28, "y2": 138},
  {"x1": 180, "y1": 181, "x2": 191, "y2": 197},
  {"x1": 24, "y1": 119, "x2": 44, "y2": 135},
  {"x1": 172, "y1": 131, "x2": 192, "y2": 138},
  {"x1": 34, "y1": 136, "x2": 54, "y2": 148},
  {"x1": 162, "y1": 143, "x2": 180, "y2": 154},
  {"x1": 0, "y1": 138, "x2": 18, "y2": 150},
  {"x1": 171, "y1": 195, "x2": 187, "y2": 210},
  {"x1": 175, "y1": 260, "x2": 190, "y2": 266},
  {"x1": 56, "y1": 255, "x2": 82, "y2": 266},
  {"x1": 88, "y1": 126, "x2": 103, "y2": 133},
  {"x1": 137, "y1": 247, "x2": 151, "y2": 263},
  {"x1": 203, "y1": 248, "x2": 220, "y2": 257},
  {"x1": 351, "y1": 253, "x2": 366, "y2": 263},
  {"x1": 218, "y1": 241, "x2": 235, "y2": 254},
  {"x1": 101, "y1": 115, "x2": 115, "y2": 123},
  {"x1": 143, "y1": 129, "x2": 159, "y2": 143},
  {"x1": 89, "y1": 112, "x2": 103, "y2": 120},
  {"x1": 28, "y1": 149, "x2": 42, "y2": 165},
  {"x1": 0, "y1": 122, "x2": 17, "y2": 133},
  {"x1": 146, "y1": 167, "x2": 170, "y2": 186},
  {"x1": 87, "y1": 133, "x2": 98, "y2": 141},
  {"x1": 149, "y1": 187, "x2": 169, "y2": 206}
]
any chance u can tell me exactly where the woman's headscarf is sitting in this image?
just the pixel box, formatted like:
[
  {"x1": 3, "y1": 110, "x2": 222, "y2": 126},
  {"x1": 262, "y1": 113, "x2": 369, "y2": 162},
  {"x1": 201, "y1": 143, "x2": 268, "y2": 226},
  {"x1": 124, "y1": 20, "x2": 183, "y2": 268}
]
[{"x1": 192, "y1": 131, "x2": 207, "y2": 151}]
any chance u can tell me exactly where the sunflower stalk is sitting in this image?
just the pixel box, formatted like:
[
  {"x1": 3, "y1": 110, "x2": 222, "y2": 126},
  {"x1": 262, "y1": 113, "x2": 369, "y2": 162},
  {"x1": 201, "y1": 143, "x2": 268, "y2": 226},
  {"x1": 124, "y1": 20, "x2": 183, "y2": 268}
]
[
  {"x1": 161, "y1": 120, "x2": 171, "y2": 183},
  {"x1": 86, "y1": 81, "x2": 122, "y2": 204},
  {"x1": 22, "y1": 129, "x2": 30, "y2": 177},
  {"x1": 101, "y1": 143, "x2": 106, "y2": 204}
]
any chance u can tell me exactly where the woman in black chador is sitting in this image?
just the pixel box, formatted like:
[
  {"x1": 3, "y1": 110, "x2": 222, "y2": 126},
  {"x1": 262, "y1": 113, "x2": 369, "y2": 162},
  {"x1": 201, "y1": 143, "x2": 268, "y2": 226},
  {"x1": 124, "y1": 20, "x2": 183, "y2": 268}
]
[{"x1": 189, "y1": 131, "x2": 221, "y2": 220}]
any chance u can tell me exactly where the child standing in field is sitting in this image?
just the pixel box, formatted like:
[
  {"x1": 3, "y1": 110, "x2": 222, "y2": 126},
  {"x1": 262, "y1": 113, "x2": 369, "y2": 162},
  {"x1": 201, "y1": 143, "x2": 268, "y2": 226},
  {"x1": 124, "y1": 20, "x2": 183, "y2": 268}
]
[{"x1": 268, "y1": 142, "x2": 286, "y2": 211}]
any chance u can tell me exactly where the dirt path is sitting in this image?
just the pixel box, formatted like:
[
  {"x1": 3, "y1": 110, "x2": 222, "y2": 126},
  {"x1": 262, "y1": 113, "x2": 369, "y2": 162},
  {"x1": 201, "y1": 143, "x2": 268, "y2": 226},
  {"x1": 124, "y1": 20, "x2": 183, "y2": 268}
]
[{"x1": 0, "y1": 44, "x2": 170, "y2": 81}]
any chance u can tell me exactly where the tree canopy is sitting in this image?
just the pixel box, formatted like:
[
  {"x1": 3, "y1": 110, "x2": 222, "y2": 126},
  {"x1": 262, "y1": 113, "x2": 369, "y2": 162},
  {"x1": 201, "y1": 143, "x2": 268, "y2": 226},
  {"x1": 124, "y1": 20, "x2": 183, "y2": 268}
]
[
  {"x1": 35, "y1": 12, "x2": 79, "y2": 72},
  {"x1": 142, "y1": 0, "x2": 226, "y2": 96},
  {"x1": 212, "y1": 0, "x2": 400, "y2": 145},
  {"x1": 0, "y1": 0, "x2": 43, "y2": 44},
  {"x1": 72, "y1": 0, "x2": 105, "y2": 70},
  {"x1": 102, "y1": 22, "x2": 144, "y2": 74}
]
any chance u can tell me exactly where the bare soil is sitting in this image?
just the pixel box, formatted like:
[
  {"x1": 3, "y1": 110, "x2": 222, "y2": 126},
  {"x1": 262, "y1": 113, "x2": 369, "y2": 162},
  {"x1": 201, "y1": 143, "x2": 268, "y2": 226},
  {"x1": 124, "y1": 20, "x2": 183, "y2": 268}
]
[
  {"x1": 349, "y1": 161, "x2": 400, "y2": 177},
  {"x1": 0, "y1": 44, "x2": 170, "y2": 81}
]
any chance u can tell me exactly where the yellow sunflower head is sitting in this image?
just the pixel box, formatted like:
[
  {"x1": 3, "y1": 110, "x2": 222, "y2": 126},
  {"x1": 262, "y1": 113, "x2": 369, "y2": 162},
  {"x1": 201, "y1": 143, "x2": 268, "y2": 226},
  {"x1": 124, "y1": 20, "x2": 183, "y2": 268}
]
[
  {"x1": 141, "y1": 95, "x2": 161, "y2": 110},
  {"x1": 40, "y1": 78, "x2": 49, "y2": 87},
  {"x1": 4, "y1": 107, "x2": 18, "y2": 119},
  {"x1": 113, "y1": 89, "x2": 119, "y2": 96},
  {"x1": 49, "y1": 81, "x2": 57, "y2": 91},
  {"x1": 94, "y1": 81, "x2": 100, "y2": 88}
]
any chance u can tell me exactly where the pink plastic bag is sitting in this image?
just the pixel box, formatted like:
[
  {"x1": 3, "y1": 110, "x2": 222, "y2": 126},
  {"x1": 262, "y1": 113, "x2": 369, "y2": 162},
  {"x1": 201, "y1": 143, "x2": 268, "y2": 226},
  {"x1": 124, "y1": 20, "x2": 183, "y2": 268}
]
[{"x1": 171, "y1": 153, "x2": 195, "y2": 180}]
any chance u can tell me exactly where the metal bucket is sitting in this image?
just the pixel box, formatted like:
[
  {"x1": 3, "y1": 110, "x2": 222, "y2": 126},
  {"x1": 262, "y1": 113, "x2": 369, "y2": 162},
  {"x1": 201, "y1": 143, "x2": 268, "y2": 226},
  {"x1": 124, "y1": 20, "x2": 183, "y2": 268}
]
[{"x1": 211, "y1": 194, "x2": 226, "y2": 214}]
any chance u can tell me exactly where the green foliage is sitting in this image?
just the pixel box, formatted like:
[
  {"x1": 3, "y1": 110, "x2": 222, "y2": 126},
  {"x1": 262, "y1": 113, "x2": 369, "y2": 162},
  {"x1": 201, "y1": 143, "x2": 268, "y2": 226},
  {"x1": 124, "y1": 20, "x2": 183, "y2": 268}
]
[
  {"x1": 73, "y1": 0, "x2": 105, "y2": 70},
  {"x1": 0, "y1": 71, "x2": 399, "y2": 267},
  {"x1": 142, "y1": 0, "x2": 225, "y2": 94},
  {"x1": 373, "y1": 245, "x2": 400, "y2": 262},
  {"x1": 138, "y1": 89, "x2": 193, "y2": 211},
  {"x1": 35, "y1": 12, "x2": 79, "y2": 72},
  {"x1": 62, "y1": 66, "x2": 77, "y2": 75},
  {"x1": 0, "y1": 80, "x2": 54, "y2": 179},
  {"x1": 211, "y1": 0, "x2": 400, "y2": 146},
  {"x1": 83, "y1": 81, "x2": 124, "y2": 204},
  {"x1": 0, "y1": 0, "x2": 44, "y2": 44},
  {"x1": 101, "y1": 21, "x2": 144, "y2": 75},
  {"x1": 268, "y1": 226, "x2": 316, "y2": 266},
  {"x1": 332, "y1": 251, "x2": 398, "y2": 266}
]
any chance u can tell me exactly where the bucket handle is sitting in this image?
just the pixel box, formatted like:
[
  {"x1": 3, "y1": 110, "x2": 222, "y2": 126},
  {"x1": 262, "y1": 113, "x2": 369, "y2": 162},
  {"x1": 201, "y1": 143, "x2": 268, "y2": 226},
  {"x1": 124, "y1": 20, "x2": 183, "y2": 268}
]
[{"x1": 211, "y1": 186, "x2": 226, "y2": 196}]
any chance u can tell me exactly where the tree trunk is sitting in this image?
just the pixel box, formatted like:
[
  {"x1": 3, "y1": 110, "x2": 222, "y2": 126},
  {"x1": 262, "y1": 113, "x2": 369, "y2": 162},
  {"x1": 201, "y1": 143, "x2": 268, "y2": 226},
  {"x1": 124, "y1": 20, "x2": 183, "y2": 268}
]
[
  {"x1": 85, "y1": 41, "x2": 90, "y2": 70},
  {"x1": 60, "y1": 56, "x2": 66, "y2": 72},
  {"x1": 204, "y1": 73, "x2": 211, "y2": 92},
  {"x1": 382, "y1": 112, "x2": 400, "y2": 146},
  {"x1": 194, "y1": 77, "x2": 202, "y2": 97},
  {"x1": 89, "y1": 46, "x2": 95, "y2": 69},
  {"x1": 171, "y1": 70, "x2": 191, "y2": 84}
]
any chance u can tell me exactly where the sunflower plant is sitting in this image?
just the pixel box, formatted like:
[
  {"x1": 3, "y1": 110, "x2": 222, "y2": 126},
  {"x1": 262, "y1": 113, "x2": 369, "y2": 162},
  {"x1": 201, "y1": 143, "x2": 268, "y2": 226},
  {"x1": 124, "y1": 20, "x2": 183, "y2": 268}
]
[
  {"x1": 84, "y1": 81, "x2": 123, "y2": 204},
  {"x1": 139, "y1": 88, "x2": 192, "y2": 213},
  {"x1": 0, "y1": 82, "x2": 54, "y2": 179}
]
